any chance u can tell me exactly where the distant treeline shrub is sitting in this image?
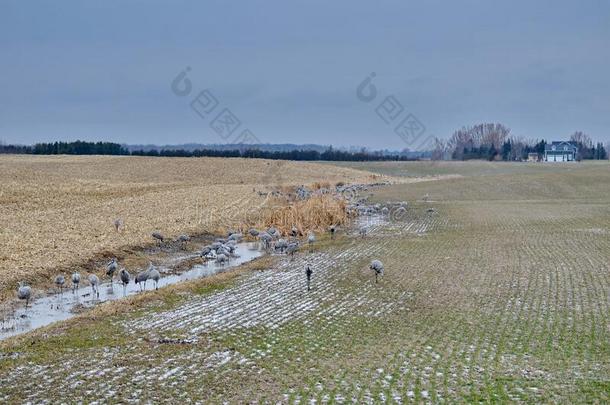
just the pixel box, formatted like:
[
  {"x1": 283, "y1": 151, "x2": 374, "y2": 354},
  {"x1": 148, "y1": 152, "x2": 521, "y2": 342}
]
[
  {"x1": 130, "y1": 147, "x2": 413, "y2": 161},
  {"x1": 0, "y1": 141, "x2": 416, "y2": 161},
  {"x1": 0, "y1": 141, "x2": 130, "y2": 155}
]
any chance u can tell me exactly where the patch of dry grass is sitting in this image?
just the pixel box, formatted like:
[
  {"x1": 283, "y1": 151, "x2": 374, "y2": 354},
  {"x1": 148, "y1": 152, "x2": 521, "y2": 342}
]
[
  {"x1": 261, "y1": 195, "x2": 350, "y2": 235},
  {"x1": 0, "y1": 155, "x2": 378, "y2": 296}
]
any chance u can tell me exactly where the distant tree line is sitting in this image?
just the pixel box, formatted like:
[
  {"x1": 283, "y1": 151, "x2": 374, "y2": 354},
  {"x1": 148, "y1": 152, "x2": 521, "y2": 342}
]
[
  {"x1": 2, "y1": 132, "x2": 606, "y2": 161},
  {"x1": 131, "y1": 146, "x2": 414, "y2": 161},
  {"x1": 0, "y1": 141, "x2": 130, "y2": 155},
  {"x1": 0, "y1": 140, "x2": 416, "y2": 161},
  {"x1": 431, "y1": 123, "x2": 608, "y2": 161}
]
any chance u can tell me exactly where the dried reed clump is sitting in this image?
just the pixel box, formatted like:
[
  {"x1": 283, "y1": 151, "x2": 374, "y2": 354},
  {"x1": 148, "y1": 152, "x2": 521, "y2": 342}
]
[
  {"x1": 260, "y1": 194, "x2": 349, "y2": 235},
  {"x1": 311, "y1": 181, "x2": 332, "y2": 190}
]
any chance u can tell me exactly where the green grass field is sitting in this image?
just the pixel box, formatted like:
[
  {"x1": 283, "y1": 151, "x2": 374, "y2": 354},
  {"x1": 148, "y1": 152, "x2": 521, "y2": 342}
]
[
  {"x1": 330, "y1": 159, "x2": 610, "y2": 179},
  {"x1": 1, "y1": 161, "x2": 608, "y2": 403}
]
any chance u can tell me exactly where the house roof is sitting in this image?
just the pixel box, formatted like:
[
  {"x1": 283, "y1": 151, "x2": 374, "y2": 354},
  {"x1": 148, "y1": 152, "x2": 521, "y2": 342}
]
[{"x1": 545, "y1": 141, "x2": 578, "y2": 152}]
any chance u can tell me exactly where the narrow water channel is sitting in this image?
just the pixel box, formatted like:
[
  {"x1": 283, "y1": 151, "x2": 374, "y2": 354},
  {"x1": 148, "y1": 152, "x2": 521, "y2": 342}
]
[{"x1": 0, "y1": 242, "x2": 263, "y2": 340}]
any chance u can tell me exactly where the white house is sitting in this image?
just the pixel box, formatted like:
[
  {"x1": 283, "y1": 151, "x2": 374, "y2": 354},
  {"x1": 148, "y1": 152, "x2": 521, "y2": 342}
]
[{"x1": 544, "y1": 141, "x2": 578, "y2": 162}]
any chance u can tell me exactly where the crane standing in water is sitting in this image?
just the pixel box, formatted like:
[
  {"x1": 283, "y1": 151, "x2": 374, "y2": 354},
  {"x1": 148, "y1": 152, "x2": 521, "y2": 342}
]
[
  {"x1": 119, "y1": 268, "x2": 131, "y2": 295},
  {"x1": 17, "y1": 282, "x2": 32, "y2": 308},
  {"x1": 71, "y1": 273, "x2": 81, "y2": 293}
]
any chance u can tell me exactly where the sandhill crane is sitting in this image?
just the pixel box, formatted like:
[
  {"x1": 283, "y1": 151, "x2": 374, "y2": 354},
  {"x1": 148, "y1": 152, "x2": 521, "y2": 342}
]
[
  {"x1": 106, "y1": 258, "x2": 118, "y2": 284},
  {"x1": 200, "y1": 245, "x2": 213, "y2": 259},
  {"x1": 119, "y1": 268, "x2": 130, "y2": 295},
  {"x1": 135, "y1": 267, "x2": 150, "y2": 292},
  {"x1": 248, "y1": 228, "x2": 259, "y2": 238},
  {"x1": 308, "y1": 232, "x2": 316, "y2": 252},
  {"x1": 381, "y1": 207, "x2": 389, "y2": 216},
  {"x1": 55, "y1": 275, "x2": 66, "y2": 295},
  {"x1": 88, "y1": 274, "x2": 100, "y2": 299},
  {"x1": 275, "y1": 238, "x2": 288, "y2": 254},
  {"x1": 71, "y1": 272, "x2": 81, "y2": 293},
  {"x1": 152, "y1": 231, "x2": 164, "y2": 246},
  {"x1": 369, "y1": 260, "x2": 384, "y2": 283},
  {"x1": 259, "y1": 232, "x2": 272, "y2": 250},
  {"x1": 305, "y1": 266, "x2": 313, "y2": 291},
  {"x1": 224, "y1": 243, "x2": 236, "y2": 256},
  {"x1": 267, "y1": 227, "x2": 280, "y2": 239},
  {"x1": 176, "y1": 234, "x2": 190, "y2": 249},
  {"x1": 290, "y1": 226, "x2": 299, "y2": 237},
  {"x1": 17, "y1": 282, "x2": 32, "y2": 308},
  {"x1": 114, "y1": 218, "x2": 124, "y2": 232},
  {"x1": 286, "y1": 241, "x2": 299, "y2": 260},
  {"x1": 148, "y1": 267, "x2": 161, "y2": 290},
  {"x1": 216, "y1": 246, "x2": 230, "y2": 258},
  {"x1": 228, "y1": 232, "x2": 242, "y2": 242},
  {"x1": 216, "y1": 253, "x2": 229, "y2": 265}
]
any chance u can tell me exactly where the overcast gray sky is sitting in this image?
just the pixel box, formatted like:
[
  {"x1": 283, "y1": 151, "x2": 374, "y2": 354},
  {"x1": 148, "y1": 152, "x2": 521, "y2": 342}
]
[{"x1": 1, "y1": 0, "x2": 609, "y2": 149}]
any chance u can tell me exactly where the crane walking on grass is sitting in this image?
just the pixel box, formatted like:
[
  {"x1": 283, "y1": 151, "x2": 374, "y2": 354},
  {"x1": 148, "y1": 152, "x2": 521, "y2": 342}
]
[
  {"x1": 176, "y1": 234, "x2": 190, "y2": 249},
  {"x1": 152, "y1": 231, "x2": 164, "y2": 246},
  {"x1": 286, "y1": 241, "x2": 299, "y2": 260},
  {"x1": 308, "y1": 232, "x2": 316, "y2": 252},
  {"x1": 369, "y1": 260, "x2": 384, "y2": 283},
  {"x1": 305, "y1": 266, "x2": 313, "y2": 291}
]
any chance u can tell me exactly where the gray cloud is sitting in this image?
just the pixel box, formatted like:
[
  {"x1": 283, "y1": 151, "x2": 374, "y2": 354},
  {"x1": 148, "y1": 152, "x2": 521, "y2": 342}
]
[{"x1": 1, "y1": 0, "x2": 608, "y2": 148}]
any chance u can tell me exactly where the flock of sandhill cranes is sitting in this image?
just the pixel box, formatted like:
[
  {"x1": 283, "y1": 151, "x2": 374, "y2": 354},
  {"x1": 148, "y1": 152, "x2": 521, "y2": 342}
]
[
  {"x1": 15, "y1": 189, "x2": 403, "y2": 310},
  {"x1": 16, "y1": 222, "x2": 385, "y2": 309},
  {"x1": 16, "y1": 257, "x2": 164, "y2": 309}
]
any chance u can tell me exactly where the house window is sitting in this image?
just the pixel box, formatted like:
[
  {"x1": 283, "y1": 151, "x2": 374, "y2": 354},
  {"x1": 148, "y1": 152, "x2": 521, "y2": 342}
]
[
  {"x1": 564, "y1": 146, "x2": 568, "y2": 151},
  {"x1": 552, "y1": 146, "x2": 556, "y2": 151}
]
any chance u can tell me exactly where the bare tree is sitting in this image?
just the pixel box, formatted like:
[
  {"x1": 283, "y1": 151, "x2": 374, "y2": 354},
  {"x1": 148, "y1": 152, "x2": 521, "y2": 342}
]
[
  {"x1": 446, "y1": 123, "x2": 511, "y2": 160},
  {"x1": 570, "y1": 131, "x2": 594, "y2": 160},
  {"x1": 431, "y1": 137, "x2": 448, "y2": 160}
]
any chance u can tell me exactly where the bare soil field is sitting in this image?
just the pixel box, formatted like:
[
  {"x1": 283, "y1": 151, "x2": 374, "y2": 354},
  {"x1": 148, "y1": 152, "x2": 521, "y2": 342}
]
[
  {"x1": 0, "y1": 155, "x2": 379, "y2": 297},
  {"x1": 0, "y1": 160, "x2": 608, "y2": 403}
]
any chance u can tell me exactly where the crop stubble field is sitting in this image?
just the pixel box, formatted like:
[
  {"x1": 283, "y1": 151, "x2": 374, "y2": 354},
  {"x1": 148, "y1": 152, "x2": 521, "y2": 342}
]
[
  {"x1": 0, "y1": 159, "x2": 608, "y2": 403},
  {"x1": 0, "y1": 155, "x2": 378, "y2": 297}
]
